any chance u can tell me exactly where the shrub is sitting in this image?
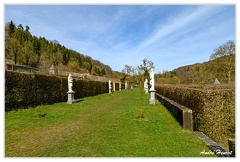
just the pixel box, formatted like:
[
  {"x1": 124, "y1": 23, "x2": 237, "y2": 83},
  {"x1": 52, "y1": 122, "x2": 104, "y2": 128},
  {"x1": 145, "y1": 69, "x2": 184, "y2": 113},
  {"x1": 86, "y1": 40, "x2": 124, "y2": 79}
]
[
  {"x1": 5, "y1": 71, "x2": 108, "y2": 112},
  {"x1": 135, "y1": 107, "x2": 145, "y2": 119},
  {"x1": 121, "y1": 83, "x2": 125, "y2": 90},
  {"x1": 115, "y1": 82, "x2": 119, "y2": 91},
  {"x1": 155, "y1": 84, "x2": 235, "y2": 147},
  {"x1": 34, "y1": 106, "x2": 47, "y2": 118}
]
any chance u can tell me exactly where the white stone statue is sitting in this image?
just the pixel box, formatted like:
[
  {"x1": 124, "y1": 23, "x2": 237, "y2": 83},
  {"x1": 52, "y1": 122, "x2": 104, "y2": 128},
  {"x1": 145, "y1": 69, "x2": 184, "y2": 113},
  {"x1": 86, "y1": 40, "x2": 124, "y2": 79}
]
[
  {"x1": 119, "y1": 82, "x2": 121, "y2": 91},
  {"x1": 109, "y1": 80, "x2": 112, "y2": 89},
  {"x1": 68, "y1": 73, "x2": 73, "y2": 92},
  {"x1": 144, "y1": 78, "x2": 148, "y2": 93},
  {"x1": 109, "y1": 80, "x2": 112, "y2": 94},
  {"x1": 149, "y1": 68, "x2": 155, "y2": 90},
  {"x1": 113, "y1": 81, "x2": 115, "y2": 92},
  {"x1": 149, "y1": 68, "x2": 155, "y2": 104}
]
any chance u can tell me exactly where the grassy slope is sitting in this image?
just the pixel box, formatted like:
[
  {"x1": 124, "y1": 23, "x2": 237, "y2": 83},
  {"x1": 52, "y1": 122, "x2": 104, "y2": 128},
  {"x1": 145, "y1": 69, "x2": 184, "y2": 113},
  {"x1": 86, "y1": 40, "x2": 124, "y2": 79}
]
[{"x1": 5, "y1": 88, "x2": 215, "y2": 157}]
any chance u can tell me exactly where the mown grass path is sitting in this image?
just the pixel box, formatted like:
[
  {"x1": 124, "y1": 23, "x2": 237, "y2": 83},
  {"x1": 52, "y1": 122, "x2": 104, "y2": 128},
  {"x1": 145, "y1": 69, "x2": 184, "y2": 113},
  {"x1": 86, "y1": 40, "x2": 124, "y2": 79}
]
[{"x1": 5, "y1": 88, "x2": 214, "y2": 157}]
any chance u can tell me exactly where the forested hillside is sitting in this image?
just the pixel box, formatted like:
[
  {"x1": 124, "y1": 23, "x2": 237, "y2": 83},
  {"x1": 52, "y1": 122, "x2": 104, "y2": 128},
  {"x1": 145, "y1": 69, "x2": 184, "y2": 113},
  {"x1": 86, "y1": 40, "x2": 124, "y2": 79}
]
[
  {"x1": 5, "y1": 21, "x2": 235, "y2": 85},
  {"x1": 156, "y1": 40, "x2": 235, "y2": 85},
  {"x1": 5, "y1": 21, "x2": 117, "y2": 77}
]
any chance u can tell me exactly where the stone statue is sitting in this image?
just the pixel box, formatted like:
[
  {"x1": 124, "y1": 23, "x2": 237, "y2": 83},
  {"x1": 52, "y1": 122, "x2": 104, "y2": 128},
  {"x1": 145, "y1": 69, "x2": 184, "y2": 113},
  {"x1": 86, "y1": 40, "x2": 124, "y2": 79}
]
[
  {"x1": 113, "y1": 81, "x2": 115, "y2": 92},
  {"x1": 149, "y1": 68, "x2": 155, "y2": 104},
  {"x1": 109, "y1": 80, "x2": 112, "y2": 89},
  {"x1": 144, "y1": 78, "x2": 148, "y2": 94},
  {"x1": 68, "y1": 73, "x2": 73, "y2": 92},
  {"x1": 119, "y1": 82, "x2": 121, "y2": 91},
  {"x1": 109, "y1": 80, "x2": 112, "y2": 93},
  {"x1": 149, "y1": 68, "x2": 155, "y2": 90}
]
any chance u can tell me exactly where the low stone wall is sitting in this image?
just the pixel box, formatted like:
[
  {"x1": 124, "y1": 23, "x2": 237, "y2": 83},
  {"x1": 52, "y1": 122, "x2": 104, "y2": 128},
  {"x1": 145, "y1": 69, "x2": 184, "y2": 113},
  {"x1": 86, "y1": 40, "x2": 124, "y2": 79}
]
[
  {"x1": 155, "y1": 93, "x2": 193, "y2": 131},
  {"x1": 155, "y1": 85, "x2": 235, "y2": 147},
  {"x1": 6, "y1": 63, "x2": 38, "y2": 73},
  {"x1": 228, "y1": 139, "x2": 235, "y2": 157},
  {"x1": 56, "y1": 70, "x2": 120, "y2": 83}
]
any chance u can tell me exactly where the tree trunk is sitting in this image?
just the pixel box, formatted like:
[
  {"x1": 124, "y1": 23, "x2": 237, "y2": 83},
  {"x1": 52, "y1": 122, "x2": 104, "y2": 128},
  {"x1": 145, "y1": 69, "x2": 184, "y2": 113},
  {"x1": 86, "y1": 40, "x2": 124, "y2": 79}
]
[{"x1": 228, "y1": 70, "x2": 231, "y2": 84}]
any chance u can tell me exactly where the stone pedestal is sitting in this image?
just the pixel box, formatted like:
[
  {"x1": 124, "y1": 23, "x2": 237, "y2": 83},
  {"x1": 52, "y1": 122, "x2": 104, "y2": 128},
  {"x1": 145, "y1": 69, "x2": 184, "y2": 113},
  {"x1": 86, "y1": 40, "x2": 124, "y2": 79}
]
[
  {"x1": 113, "y1": 82, "x2": 115, "y2": 92},
  {"x1": 67, "y1": 91, "x2": 75, "y2": 104},
  {"x1": 149, "y1": 90, "x2": 156, "y2": 105},
  {"x1": 144, "y1": 88, "x2": 149, "y2": 94}
]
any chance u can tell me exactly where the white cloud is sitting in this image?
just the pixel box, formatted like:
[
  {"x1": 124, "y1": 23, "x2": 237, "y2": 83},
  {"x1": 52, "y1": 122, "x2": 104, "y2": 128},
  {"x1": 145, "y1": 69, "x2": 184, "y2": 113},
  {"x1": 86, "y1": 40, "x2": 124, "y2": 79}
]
[
  {"x1": 4, "y1": 5, "x2": 235, "y2": 72},
  {"x1": 135, "y1": 5, "x2": 223, "y2": 51}
]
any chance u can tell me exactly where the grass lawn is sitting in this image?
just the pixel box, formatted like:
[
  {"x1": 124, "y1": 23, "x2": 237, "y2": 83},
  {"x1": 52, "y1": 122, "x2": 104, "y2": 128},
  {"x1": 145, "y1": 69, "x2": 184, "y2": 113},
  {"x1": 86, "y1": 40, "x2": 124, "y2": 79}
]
[{"x1": 5, "y1": 88, "x2": 215, "y2": 157}]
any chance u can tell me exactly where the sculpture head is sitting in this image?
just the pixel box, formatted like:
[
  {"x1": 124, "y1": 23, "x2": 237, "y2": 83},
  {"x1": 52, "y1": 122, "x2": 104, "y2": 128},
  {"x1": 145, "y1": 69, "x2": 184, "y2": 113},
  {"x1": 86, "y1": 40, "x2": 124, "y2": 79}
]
[{"x1": 150, "y1": 68, "x2": 154, "y2": 74}]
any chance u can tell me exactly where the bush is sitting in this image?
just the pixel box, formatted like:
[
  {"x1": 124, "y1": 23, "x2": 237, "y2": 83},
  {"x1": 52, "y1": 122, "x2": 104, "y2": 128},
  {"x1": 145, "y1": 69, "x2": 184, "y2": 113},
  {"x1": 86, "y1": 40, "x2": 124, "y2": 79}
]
[
  {"x1": 155, "y1": 84, "x2": 235, "y2": 147},
  {"x1": 34, "y1": 106, "x2": 47, "y2": 118},
  {"x1": 135, "y1": 107, "x2": 145, "y2": 119},
  {"x1": 5, "y1": 71, "x2": 108, "y2": 112},
  {"x1": 121, "y1": 83, "x2": 125, "y2": 90}
]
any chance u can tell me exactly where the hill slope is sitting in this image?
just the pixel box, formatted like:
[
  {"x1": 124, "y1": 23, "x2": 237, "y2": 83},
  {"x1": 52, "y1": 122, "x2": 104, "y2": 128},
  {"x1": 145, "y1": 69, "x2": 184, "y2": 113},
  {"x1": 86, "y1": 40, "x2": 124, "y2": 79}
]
[{"x1": 5, "y1": 20, "x2": 123, "y2": 79}]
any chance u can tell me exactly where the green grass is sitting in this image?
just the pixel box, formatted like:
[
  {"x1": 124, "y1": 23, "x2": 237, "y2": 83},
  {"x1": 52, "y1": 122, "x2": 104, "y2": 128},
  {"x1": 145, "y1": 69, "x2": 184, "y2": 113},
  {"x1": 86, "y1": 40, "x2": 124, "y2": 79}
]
[{"x1": 5, "y1": 88, "x2": 215, "y2": 157}]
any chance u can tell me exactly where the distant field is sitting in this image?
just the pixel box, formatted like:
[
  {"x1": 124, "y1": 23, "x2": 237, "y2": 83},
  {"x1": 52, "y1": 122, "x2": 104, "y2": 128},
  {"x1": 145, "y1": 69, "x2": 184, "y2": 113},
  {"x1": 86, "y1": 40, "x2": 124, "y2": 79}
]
[{"x1": 5, "y1": 88, "x2": 215, "y2": 157}]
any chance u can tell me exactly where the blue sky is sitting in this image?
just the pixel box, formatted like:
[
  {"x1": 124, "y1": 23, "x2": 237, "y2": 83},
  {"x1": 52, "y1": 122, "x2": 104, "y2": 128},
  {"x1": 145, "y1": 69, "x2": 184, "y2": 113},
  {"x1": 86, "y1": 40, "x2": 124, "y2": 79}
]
[{"x1": 4, "y1": 4, "x2": 235, "y2": 73}]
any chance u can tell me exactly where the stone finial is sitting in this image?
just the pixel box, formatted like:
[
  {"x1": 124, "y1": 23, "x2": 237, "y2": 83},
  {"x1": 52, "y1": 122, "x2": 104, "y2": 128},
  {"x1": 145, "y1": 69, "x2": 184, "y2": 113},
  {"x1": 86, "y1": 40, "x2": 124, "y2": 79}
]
[{"x1": 214, "y1": 78, "x2": 220, "y2": 84}]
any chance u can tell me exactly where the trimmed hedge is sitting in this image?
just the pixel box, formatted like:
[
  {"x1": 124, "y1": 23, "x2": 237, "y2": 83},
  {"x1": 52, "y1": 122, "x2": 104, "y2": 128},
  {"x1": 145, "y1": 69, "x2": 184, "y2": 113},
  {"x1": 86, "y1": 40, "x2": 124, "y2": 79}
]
[
  {"x1": 115, "y1": 82, "x2": 119, "y2": 91},
  {"x1": 121, "y1": 83, "x2": 125, "y2": 90},
  {"x1": 5, "y1": 71, "x2": 108, "y2": 112},
  {"x1": 155, "y1": 84, "x2": 235, "y2": 147}
]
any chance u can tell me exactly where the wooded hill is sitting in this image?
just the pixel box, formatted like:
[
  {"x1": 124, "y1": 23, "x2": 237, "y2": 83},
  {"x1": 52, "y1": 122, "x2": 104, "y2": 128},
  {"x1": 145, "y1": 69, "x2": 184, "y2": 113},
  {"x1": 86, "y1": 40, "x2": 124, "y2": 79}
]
[
  {"x1": 5, "y1": 20, "x2": 122, "y2": 79},
  {"x1": 156, "y1": 40, "x2": 235, "y2": 85},
  {"x1": 5, "y1": 21, "x2": 235, "y2": 85},
  {"x1": 172, "y1": 55, "x2": 234, "y2": 84}
]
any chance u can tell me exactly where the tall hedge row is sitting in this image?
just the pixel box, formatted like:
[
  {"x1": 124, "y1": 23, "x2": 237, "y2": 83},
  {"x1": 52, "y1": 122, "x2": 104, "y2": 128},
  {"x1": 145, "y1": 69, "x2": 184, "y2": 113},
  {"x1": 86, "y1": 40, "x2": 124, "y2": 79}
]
[
  {"x1": 121, "y1": 84, "x2": 125, "y2": 90},
  {"x1": 155, "y1": 85, "x2": 235, "y2": 147},
  {"x1": 115, "y1": 82, "x2": 119, "y2": 91},
  {"x1": 5, "y1": 71, "x2": 108, "y2": 112}
]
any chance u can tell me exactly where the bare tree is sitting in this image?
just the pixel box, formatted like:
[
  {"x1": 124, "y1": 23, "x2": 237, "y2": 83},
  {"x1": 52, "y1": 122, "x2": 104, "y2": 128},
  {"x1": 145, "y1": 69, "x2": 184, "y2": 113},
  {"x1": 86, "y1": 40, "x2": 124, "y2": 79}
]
[
  {"x1": 122, "y1": 65, "x2": 134, "y2": 76},
  {"x1": 23, "y1": 41, "x2": 33, "y2": 66},
  {"x1": 210, "y1": 40, "x2": 235, "y2": 84},
  {"x1": 8, "y1": 38, "x2": 21, "y2": 65},
  {"x1": 138, "y1": 58, "x2": 154, "y2": 76},
  {"x1": 137, "y1": 58, "x2": 154, "y2": 87}
]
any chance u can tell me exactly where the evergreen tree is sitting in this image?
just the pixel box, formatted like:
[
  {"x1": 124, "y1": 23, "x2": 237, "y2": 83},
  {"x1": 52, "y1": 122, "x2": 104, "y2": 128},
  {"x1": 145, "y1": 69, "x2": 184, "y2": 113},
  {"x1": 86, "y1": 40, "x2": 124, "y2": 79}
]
[
  {"x1": 8, "y1": 20, "x2": 15, "y2": 36},
  {"x1": 101, "y1": 69, "x2": 106, "y2": 76},
  {"x1": 4, "y1": 21, "x2": 116, "y2": 77}
]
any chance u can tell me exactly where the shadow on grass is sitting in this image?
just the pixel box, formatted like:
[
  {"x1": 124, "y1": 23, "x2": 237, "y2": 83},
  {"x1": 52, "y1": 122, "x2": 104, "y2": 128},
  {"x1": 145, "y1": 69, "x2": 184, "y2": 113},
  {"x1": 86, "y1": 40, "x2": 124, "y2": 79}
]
[{"x1": 74, "y1": 99, "x2": 84, "y2": 103}]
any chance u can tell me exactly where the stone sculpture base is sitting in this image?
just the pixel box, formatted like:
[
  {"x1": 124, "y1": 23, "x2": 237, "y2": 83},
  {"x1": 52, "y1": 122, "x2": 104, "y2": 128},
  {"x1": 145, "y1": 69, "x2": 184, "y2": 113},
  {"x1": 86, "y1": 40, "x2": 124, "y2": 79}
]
[
  {"x1": 145, "y1": 88, "x2": 149, "y2": 94},
  {"x1": 67, "y1": 91, "x2": 75, "y2": 104},
  {"x1": 149, "y1": 90, "x2": 156, "y2": 105},
  {"x1": 109, "y1": 89, "x2": 112, "y2": 94}
]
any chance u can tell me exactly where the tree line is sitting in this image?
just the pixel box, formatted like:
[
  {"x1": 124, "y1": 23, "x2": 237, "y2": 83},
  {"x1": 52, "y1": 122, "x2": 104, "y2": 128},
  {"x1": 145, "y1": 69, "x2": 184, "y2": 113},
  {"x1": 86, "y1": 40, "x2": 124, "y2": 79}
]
[
  {"x1": 156, "y1": 40, "x2": 235, "y2": 85},
  {"x1": 122, "y1": 40, "x2": 235, "y2": 86},
  {"x1": 5, "y1": 21, "x2": 235, "y2": 84},
  {"x1": 5, "y1": 20, "x2": 113, "y2": 77},
  {"x1": 121, "y1": 58, "x2": 154, "y2": 86}
]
